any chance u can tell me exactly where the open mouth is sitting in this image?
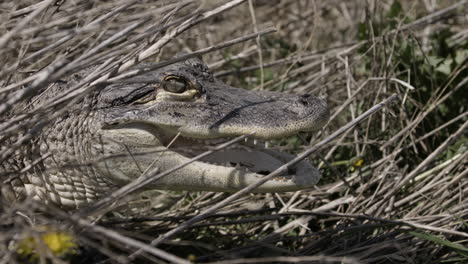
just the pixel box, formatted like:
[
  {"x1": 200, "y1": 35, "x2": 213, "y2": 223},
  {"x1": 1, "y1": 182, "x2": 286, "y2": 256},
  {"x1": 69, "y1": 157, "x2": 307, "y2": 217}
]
[
  {"x1": 161, "y1": 133, "x2": 319, "y2": 186},
  {"x1": 100, "y1": 122, "x2": 321, "y2": 192}
]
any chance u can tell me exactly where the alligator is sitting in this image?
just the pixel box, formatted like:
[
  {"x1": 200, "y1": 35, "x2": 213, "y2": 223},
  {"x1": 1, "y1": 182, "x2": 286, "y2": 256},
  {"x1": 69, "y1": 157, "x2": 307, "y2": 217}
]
[{"x1": 1, "y1": 57, "x2": 329, "y2": 209}]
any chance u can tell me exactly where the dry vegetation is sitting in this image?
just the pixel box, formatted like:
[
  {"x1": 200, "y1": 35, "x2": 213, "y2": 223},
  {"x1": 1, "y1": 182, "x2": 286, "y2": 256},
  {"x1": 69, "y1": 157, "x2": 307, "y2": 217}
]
[{"x1": 1, "y1": 0, "x2": 467, "y2": 263}]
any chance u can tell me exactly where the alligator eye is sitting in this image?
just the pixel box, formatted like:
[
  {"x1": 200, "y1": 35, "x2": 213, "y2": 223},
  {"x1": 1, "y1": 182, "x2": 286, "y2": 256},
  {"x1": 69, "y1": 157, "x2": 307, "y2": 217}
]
[{"x1": 163, "y1": 77, "x2": 188, "y2": 93}]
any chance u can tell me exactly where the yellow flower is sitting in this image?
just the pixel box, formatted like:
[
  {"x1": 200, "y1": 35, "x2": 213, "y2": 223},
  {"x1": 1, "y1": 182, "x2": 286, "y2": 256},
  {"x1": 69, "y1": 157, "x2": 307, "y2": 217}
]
[
  {"x1": 349, "y1": 157, "x2": 364, "y2": 172},
  {"x1": 16, "y1": 227, "x2": 77, "y2": 260},
  {"x1": 353, "y1": 158, "x2": 364, "y2": 167}
]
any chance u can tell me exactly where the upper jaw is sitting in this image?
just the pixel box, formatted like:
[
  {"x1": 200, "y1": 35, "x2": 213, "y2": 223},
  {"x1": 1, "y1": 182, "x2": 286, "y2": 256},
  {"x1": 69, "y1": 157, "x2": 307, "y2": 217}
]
[{"x1": 102, "y1": 84, "x2": 329, "y2": 140}]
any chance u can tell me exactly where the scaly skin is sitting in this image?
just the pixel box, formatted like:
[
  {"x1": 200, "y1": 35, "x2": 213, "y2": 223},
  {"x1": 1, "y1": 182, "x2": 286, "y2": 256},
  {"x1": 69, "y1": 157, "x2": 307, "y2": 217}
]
[{"x1": 1, "y1": 57, "x2": 329, "y2": 209}]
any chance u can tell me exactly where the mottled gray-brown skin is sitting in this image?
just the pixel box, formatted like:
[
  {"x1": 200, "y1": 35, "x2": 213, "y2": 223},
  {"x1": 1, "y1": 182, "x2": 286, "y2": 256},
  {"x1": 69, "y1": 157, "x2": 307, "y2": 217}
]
[{"x1": 1, "y1": 58, "x2": 329, "y2": 209}]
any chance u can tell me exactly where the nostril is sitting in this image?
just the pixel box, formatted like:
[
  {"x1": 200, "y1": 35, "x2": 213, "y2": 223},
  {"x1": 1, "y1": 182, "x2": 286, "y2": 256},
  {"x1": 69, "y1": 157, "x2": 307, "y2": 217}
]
[
  {"x1": 298, "y1": 94, "x2": 311, "y2": 106},
  {"x1": 299, "y1": 99, "x2": 309, "y2": 106}
]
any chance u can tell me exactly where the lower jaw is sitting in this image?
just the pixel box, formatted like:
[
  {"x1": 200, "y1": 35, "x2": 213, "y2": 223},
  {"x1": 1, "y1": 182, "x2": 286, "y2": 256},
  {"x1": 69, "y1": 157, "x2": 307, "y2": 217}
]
[
  {"x1": 102, "y1": 127, "x2": 320, "y2": 191},
  {"x1": 165, "y1": 138, "x2": 319, "y2": 186}
]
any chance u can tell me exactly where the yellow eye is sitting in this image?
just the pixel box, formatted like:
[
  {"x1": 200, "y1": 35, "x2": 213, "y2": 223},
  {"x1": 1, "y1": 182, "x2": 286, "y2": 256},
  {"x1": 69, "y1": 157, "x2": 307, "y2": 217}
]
[{"x1": 163, "y1": 77, "x2": 188, "y2": 93}]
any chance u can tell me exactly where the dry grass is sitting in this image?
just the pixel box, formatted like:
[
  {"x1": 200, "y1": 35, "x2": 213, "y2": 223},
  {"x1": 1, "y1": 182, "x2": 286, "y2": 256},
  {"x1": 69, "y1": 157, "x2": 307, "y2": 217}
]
[{"x1": 1, "y1": 0, "x2": 467, "y2": 263}]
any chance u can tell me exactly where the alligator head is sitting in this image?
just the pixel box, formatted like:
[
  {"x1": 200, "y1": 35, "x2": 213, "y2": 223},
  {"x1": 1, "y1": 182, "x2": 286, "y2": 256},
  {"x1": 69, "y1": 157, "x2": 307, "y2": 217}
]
[
  {"x1": 95, "y1": 57, "x2": 329, "y2": 193},
  {"x1": 2, "y1": 57, "x2": 329, "y2": 209}
]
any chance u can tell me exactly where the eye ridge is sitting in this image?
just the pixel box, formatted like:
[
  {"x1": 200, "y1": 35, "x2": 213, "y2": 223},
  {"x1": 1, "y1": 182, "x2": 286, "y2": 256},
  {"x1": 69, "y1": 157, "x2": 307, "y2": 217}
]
[
  {"x1": 132, "y1": 90, "x2": 155, "y2": 104},
  {"x1": 111, "y1": 84, "x2": 154, "y2": 105},
  {"x1": 163, "y1": 76, "x2": 189, "y2": 94}
]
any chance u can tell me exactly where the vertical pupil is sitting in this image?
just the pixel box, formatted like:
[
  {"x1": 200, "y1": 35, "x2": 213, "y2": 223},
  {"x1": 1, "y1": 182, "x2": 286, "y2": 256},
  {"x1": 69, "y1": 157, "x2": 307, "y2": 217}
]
[{"x1": 166, "y1": 78, "x2": 186, "y2": 93}]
